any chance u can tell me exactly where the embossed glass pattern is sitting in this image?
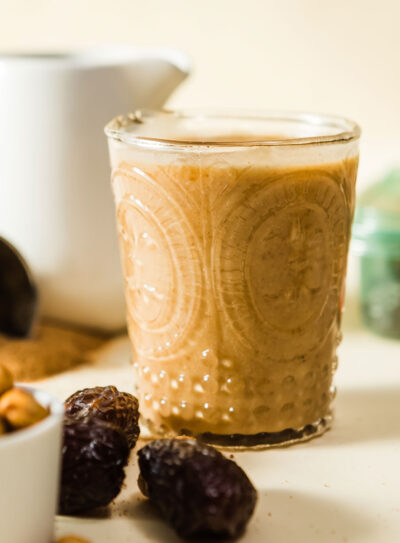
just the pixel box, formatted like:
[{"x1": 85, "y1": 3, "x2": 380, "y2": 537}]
[{"x1": 105, "y1": 110, "x2": 360, "y2": 447}]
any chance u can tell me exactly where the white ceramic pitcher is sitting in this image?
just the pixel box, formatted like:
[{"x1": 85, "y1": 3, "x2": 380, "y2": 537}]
[{"x1": 0, "y1": 47, "x2": 190, "y2": 332}]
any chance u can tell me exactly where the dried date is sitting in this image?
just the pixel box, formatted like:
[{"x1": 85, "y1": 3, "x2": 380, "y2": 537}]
[
  {"x1": 137, "y1": 438, "x2": 257, "y2": 539},
  {"x1": 65, "y1": 386, "x2": 139, "y2": 449},
  {"x1": 59, "y1": 418, "x2": 130, "y2": 515}
]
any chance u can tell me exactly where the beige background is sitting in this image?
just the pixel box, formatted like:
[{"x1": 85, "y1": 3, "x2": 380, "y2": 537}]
[{"x1": 1, "y1": 0, "x2": 399, "y2": 185}]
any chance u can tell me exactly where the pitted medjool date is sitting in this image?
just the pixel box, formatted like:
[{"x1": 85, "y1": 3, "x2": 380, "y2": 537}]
[
  {"x1": 137, "y1": 438, "x2": 257, "y2": 539},
  {"x1": 59, "y1": 417, "x2": 130, "y2": 515},
  {"x1": 65, "y1": 386, "x2": 140, "y2": 448}
]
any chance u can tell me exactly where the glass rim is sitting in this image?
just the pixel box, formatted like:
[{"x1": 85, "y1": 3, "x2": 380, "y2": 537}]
[{"x1": 104, "y1": 108, "x2": 361, "y2": 149}]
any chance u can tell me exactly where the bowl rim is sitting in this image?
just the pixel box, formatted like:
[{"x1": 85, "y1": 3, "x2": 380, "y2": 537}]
[{"x1": 0, "y1": 384, "x2": 64, "y2": 447}]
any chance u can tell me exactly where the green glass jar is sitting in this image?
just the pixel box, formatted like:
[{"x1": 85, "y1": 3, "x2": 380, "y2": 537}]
[{"x1": 352, "y1": 169, "x2": 400, "y2": 338}]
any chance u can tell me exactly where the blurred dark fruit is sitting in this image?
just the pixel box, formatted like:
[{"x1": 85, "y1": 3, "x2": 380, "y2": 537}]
[
  {"x1": 65, "y1": 386, "x2": 140, "y2": 448},
  {"x1": 0, "y1": 237, "x2": 37, "y2": 338},
  {"x1": 59, "y1": 417, "x2": 130, "y2": 515},
  {"x1": 137, "y1": 438, "x2": 257, "y2": 539}
]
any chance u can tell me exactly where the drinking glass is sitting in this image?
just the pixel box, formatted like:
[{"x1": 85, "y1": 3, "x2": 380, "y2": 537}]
[{"x1": 105, "y1": 110, "x2": 360, "y2": 447}]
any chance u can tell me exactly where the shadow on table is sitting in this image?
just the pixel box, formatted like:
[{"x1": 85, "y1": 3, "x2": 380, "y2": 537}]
[
  {"x1": 112, "y1": 494, "x2": 189, "y2": 542},
  {"x1": 113, "y1": 489, "x2": 375, "y2": 543},
  {"x1": 252, "y1": 489, "x2": 376, "y2": 542},
  {"x1": 316, "y1": 386, "x2": 400, "y2": 447}
]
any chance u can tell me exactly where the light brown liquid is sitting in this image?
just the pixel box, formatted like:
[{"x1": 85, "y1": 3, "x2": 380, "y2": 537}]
[{"x1": 112, "y1": 155, "x2": 358, "y2": 439}]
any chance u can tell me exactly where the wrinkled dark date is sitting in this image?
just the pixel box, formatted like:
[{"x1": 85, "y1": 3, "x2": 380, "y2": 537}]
[
  {"x1": 138, "y1": 438, "x2": 258, "y2": 539},
  {"x1": 65, "y1": 386, "x2": 140, "y2": 449},
  {"x1": 59, "y1": 418, "x2": 130, "y2": 515}
]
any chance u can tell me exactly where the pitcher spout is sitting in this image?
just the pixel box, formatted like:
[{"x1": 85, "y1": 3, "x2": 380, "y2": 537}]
[{"x1": 119, "y1": 46, "x2": 191, "y2": 109}]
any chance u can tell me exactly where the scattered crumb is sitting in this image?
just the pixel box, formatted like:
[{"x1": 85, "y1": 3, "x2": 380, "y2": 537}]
[
  {"x1": 323, "y1": 484, "x2": 329, "y2": 488},
  {"x1": 229, "y1": 454, "x2": 235, "y2": 459},
  {"x1": 289, "y1": 495, "x2": 293, "y2": 499},
  {"x1": 267, "y1": 512, "x2": 272, "y2": 517}
]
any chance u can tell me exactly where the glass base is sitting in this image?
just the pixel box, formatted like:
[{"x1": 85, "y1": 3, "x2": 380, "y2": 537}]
[{"x1": 140, "y1": 414, "x2": 332, "y2": 450}]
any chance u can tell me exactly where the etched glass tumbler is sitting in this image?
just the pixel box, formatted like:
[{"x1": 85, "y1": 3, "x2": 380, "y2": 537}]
[{"x1": 105, "y1": 110, "x2": 360, "y2": 447}]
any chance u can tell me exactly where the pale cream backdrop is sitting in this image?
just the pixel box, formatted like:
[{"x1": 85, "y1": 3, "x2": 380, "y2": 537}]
[{"x1": 1, "y1": 0, "x2": 399, "y2": 185}]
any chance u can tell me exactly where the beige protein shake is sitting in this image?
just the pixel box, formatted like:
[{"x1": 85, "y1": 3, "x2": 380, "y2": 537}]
[{"x1": 105, "y1": 110, "x2": 360, "y2": 447}]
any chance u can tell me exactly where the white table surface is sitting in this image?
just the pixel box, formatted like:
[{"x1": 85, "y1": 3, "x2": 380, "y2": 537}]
[{"x1": 38, "y1": 299, "x2": 400, "y2": 543}]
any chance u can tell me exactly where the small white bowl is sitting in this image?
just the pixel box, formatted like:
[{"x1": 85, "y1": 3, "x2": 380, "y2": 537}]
[{"x1": 0, "y1": 385, "x2": 64, "y2": 543}]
